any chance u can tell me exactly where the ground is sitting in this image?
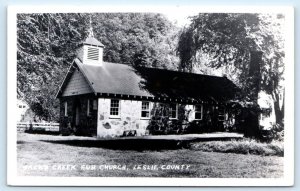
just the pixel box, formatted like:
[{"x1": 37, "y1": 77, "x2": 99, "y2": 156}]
[{"x1": 17, "y1": 132, "x2": 283, "y2": 178}]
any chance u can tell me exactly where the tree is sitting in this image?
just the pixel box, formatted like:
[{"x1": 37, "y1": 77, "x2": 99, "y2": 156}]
[
  {"x1": 91, "y1": 13, "x2": 179, "y2": 68},
  {"x1": 17, "y1": 13, "x2": 179, "y2": 121},
  {"x1": 17, "y1": 13, "x2": 87, "y2": 121},
  {"x1": 177, "y1": 13, "x2": 285, "y2": 126}
]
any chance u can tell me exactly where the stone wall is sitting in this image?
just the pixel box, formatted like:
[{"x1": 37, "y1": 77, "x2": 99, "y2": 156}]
[
  {"x1": 60, "y1": 97, "x2": 236, "y2": 138},
  {"x1": 96, "y1": 98, "x2": 233, "y2": 138},
  {"x1": 97, "y1": 98, "x2": 150, "y2": 138}
]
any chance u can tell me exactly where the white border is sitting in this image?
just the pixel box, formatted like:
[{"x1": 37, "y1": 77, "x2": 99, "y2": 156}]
[{"x1": 7, "y1": 5, "x2": 294, "y2": 186}]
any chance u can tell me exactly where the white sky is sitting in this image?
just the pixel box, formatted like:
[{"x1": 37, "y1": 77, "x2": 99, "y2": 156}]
[{"x1": 162, "y1": 11, "x2": 200, "y2": 27}]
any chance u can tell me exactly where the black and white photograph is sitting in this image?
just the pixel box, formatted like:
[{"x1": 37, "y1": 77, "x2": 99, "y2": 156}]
[{"x1": 7, "y1": 5, "x2": 294, "y2": 186}]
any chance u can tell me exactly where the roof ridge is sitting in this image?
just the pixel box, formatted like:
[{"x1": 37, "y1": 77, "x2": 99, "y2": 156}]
[{"x1": 102, "y1": 61, "x2": 227, "y2": 79}]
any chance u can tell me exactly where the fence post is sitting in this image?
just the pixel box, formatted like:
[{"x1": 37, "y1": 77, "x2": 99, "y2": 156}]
[{"x1": 29, "y1": 121, "x2": 33, "y2": 132}]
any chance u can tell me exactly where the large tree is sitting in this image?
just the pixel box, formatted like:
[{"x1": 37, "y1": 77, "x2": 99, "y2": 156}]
[
  {"x1": 17, "y1": 13, "x2": 179, "y2": 121},
  {"x1": 177, "y1": 13, "x2": 285, "y2": 126}
]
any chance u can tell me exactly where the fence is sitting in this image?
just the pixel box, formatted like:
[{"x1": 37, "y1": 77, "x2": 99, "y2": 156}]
[{"x1": 17, "y1": 122, "x2": 60, "y2": 132}]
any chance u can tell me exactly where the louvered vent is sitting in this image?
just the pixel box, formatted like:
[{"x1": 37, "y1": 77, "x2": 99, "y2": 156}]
[{"x1": 87, "y1": 47, "x2": 99, "y2": 61}]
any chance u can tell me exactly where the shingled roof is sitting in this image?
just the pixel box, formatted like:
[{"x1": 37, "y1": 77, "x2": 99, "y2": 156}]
[
  {"x1": 82, "y1": 37, "x2": 104, "y2": 47},
  {"x1": 57, "y1": 58, "x2": 240, "y2": 103}
]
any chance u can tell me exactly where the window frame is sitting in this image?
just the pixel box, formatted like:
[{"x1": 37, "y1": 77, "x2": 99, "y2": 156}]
[
  {"x1": 87, "y1": 99, "x2": 91, "y2": 117},
  {"x1": 109, "y1": 99, "x2": 121, "y2": 118},
  {"x1": 141, "y1": 101, "x2": 151, "y2": 119},
  {"x1": 218, "y1": 106, "x2": 226, "y2": 121},
  {"x1": 64, "y1": 101, "x2": 68, "y2": 117},
  {"x1": 169, "y1": 103, "x2": 178, "y2": 119},
  {"x1": 194, "y1": 104, "x2": 203, "y2": 120},
  {"x1": 92, "y1": 99, "x2": 98, "y2": 110}
]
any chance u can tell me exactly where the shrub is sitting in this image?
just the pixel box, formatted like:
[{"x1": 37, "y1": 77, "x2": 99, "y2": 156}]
[
  {"x1": 260, "y1": 123, "x2": 284, "y2": 142},
  {"x1": 190, "y1": 139, "x2": 284, "y2": 157}
]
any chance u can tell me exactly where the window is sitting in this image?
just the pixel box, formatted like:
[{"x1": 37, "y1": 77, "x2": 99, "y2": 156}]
[
  {"x1": 87, "y1": 47, "x2": 99, "y2": 61},
  {"x1": 169, "y1": 103, "x2": 178, "y2": 119},
  {"x1": 110, "y1": 99, "x2": 120, "y2": 117},
  {"x1": 64, "y1": 101, "x2": 68, "y2": 117},
  {"x1": 141, "y1": 101, "x2": 150, "y2": 118},
  {"x1": 88, "y1": 99, "x2": 98, "y2": 116},
  {"x1": 195, "y1": 104, "x2": 203, "y2": 120},
  {"x1": 93, "y1": 99, "x2": 98, "y2": 110},
  {"x1": 218, "y1": 106, "x2": 226, "y2": 121}
]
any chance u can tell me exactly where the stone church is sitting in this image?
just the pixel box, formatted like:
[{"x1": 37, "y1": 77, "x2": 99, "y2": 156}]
[{"x1": 56, "y1": 26, "x2": 241, "y2": 138}]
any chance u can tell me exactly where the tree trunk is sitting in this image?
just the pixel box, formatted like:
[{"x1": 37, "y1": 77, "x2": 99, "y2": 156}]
[
  {"x1": 244, "y1": 51, "x2": 263, "y2": 138},
  {"x1": 273, "y1": 91, "x2": 284, "y2": 126}
]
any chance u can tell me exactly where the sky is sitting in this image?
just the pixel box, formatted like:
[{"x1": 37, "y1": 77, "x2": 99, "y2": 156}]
[{"x1": 162, "y1": 10, "x2": 200, "y2": 27}]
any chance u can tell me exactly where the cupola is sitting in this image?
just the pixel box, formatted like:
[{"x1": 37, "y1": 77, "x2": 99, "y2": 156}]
[{"x1": 81, "y1": 19, "x2": 104, "y2": 66}]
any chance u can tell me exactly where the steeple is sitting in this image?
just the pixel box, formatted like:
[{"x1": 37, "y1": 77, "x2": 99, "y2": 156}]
[
  {"x1": 88, "y1": 16, "x2": 94, "y2": 38},
  {"x1": 81, "y1": 16, "x2": 104, "y2": 66}
]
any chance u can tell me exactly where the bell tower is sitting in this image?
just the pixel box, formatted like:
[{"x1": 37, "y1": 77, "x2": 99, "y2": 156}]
[{"x1": 82, "y1": 17, "x2": 104, "y2": 66}]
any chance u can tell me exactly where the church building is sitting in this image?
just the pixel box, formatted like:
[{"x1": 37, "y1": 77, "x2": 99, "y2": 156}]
[{"x1": 56, "y1": 26, "x2": 240, "y2": 138}]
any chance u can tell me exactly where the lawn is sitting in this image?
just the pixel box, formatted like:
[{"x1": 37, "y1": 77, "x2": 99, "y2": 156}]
[{"x1": 17, "y1": 132, "x2": 283, "y2": 178}]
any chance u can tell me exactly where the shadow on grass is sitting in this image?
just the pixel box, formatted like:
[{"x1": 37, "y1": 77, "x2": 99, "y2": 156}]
[
  {"x1": 42, "y1": 139, "x2": 191, "y2": 151},
  {"x1": 25, "y1": 130, "x2": 60, "y2": 136}
]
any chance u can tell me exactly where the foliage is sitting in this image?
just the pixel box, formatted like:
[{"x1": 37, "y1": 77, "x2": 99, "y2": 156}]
[
  {"x1": 260, "y1": 123, "x2": 284, "y2": 142},
  {"x1": 91, "y1": 13, "x2": 179, "y2": 68},
  {"x1": 177, "y1": 13, "x2": 285, "y2": 126},
  {"x1": 17, "y1": 13, "x2": 179, "y2": 121},
  {"x1": 147, "y1": 103, "x2": 239, "y2": 135},
  {"x1": 190, "y1": 139, "x2": 284, "y2": 156},
  {"x1": 147, "y1": 103, "x2": 186, "y2": 135}
]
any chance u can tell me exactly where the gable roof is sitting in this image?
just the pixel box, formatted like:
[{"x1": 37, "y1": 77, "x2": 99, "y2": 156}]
[
  {"x1": 57, "y1": 58, "x2": 240, "y2": 103},
  {"x1": 83, "y1": 37, "x2": 104, "y2": 47},
  {"x1": 75, "y1": 59, "x2": 151, "y2": 97}
]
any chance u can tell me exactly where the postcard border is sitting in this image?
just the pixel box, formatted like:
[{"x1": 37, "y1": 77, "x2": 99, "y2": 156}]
[{"x1": 7, "y1": 5, "x2": 294, "y2": 186}]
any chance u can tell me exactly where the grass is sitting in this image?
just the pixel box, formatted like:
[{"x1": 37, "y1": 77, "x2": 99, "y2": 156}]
[
  {"x1": 17, "y1": 133, "x2": 283, "y2": 178},
  {"x1": 190, "y1": 139, "x2": 284, "y2": 156}
]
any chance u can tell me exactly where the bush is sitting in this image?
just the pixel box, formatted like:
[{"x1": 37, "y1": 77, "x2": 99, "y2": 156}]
[
  {"x1": 260, "y1": 123, "x2": 284, "y2": 142},
  {"x1": 190, "y1": 139, "x2": 284, "y2": 156}
]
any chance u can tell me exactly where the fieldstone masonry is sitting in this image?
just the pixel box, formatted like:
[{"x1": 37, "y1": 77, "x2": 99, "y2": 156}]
[
  {"x1": 97, "y1": 98, "x2": 150, "y2": 138},
  {"x1": 96, "y1": 98, "x2": 202, "y2": 138}
]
